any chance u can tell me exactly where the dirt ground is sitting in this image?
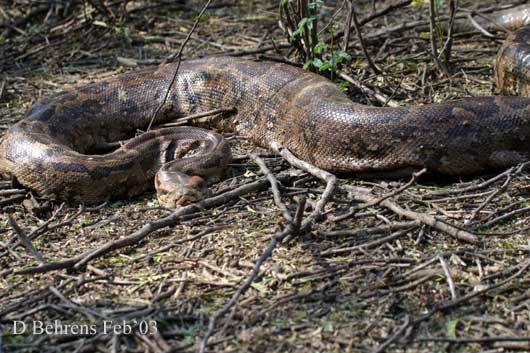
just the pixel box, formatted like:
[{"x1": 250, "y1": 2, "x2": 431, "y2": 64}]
[{"x1": 0, "y1": 1, "x2": 529, "y2": 352}]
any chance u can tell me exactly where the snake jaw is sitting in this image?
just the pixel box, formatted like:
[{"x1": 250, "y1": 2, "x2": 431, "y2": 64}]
[{"x1": 155, "y1": 171, "x2": 207, "y2": 208}]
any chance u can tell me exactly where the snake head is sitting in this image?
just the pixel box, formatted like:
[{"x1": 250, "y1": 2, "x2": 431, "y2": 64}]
[{"x1": 155, "y1": 170, "x2": 208, "y2": 208}]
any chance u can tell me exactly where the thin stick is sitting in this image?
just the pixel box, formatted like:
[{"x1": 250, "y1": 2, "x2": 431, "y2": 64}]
[
  {"x1": 481, "y1": 205, "x2": 530, "y2": 229},
  {"x1": 438, "y1": 255, "x2": 457, "y2": 300},
  {"x1": 250, "y1": 153, "x2": 293, "y2": 223},
  {"x1": 8, "y1": 215, "x2": 44, "y2": 263},
  {"x1": 156, "y1": 107, "x2": 236, "y2": 128},
  {"x1": 343, "y1": 185, "x2": 479, "y2": 243},
  {"x1": 309, "y1": 0, "x2": 318, "y2": 56},
  {"x1": 332, "y1": 168, "x2": 426, "y2": 222},
  {"x1": 198, "y1": 225, "x2": 293, "y2": 353},
  {"x1": 351, "y1": 3, "x2": 381, "y2": 75},
  {"x1": 299, "y1": 0, "x2": 312, "y2": 59},
  {"x1": 271, "y1": 142, "x2": 336, "y2": 232},
  {"x1": 133, "y1": 225, "x2": 228, "y2": 261},
  {"x1": 342, "y1": 0, "x2": 354, "y2": 52},
  {"x1": 428, "y1": 0, "x2": 449, "y2": 77},
  {"x1": 0, "y1": 80, "x2": 6, "y2": 101},
  {"x1": 13, "y1": 174, "x2": 291, "y2": 275},
  {"x1": 412, "y1": 260, "x2": 530, "y2": 324},
  {"x1": 146, "y1": 0, "x2": 213, "y2": 132},
  {"x1": 371, "y1": 315, "x2": 411, "y2": 353},
  {"x1": 468, "y1": 171, "x2": 512, "y2": 222},
  {"x1": 466, "y1": 13, "x2": 495, "y2": 38},
  {"x1": 423, "y1": 162, "x2": 528, "y2": 198},
  {"x1": 338, "y1": 71, "x2": 399, "y2": 107},
  {"x1": 279, "y1": 1, "x2": 306, "y2": 58},
  {"x1": 439, "y1": 0, "x2": 458, "y2": 67},
  {"x1": 333, "y1": 0, "x2": 412, "y2": 41},
  {"x1": 293, "y1": 196, "x2": 306, "y2": 231}
]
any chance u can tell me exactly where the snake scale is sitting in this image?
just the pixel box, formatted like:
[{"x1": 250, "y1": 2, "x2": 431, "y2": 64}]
[{"x1": 1, "y1": 6, "x2": 530, "y2": 207}]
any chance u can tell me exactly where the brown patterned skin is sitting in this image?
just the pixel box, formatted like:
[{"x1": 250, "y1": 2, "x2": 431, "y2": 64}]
[
  {"x1": 496, "y1": 26, "x2": 530, "y2": 96},
  {"x1": 2, "y1": 17, "x2": 530, "y2": 204}
]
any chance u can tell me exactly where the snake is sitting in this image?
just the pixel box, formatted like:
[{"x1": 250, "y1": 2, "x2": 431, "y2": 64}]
[{"x1": 1, "y1": 6, "x2": 530, "y2": 207}]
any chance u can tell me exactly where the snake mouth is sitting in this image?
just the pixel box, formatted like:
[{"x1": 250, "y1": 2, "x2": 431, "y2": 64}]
[{"x1": 155, "y1": 171, "x2": 208, "y2": 208}]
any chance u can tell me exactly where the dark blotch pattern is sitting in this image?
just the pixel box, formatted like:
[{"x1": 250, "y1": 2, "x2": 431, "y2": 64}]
[{"x1": 1, "y1": 42, "x2": 530, "y2": 203}]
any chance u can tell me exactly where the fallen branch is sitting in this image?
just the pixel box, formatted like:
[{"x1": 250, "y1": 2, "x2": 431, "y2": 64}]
[
  {"x1": 198, "y1": 225, "x2": 294, "y2": 353},
  {"x1": 422, "y1": 162, "x2": 528, "y2": 199},
  {"x1": 338, "y1": 71, "x2": 400, "y2": 107},
  {"x1": 7, "y1": 215, "x2": 44, "y2": 264},
  {"x1": 13, "y1": 174, "x2": 290, "y2": 275},
  {"x1": 271, "y1": 142, "x2": 336, "y2": 233},
  {"x1": 331, "y1": 168, "x2": 426, "y2": 222},
  {"x1": 350, "y1": 3, "x2": 381, "y2": 75},
  {"x1": 250, "y1": 153, "x2": 292, "y2": 223},
  {"x1": 343, "y1": 185, "x2": 479, "y2": 243},
  {"x1": 157, "y1": 107, "x2": 236, "y2": 128}
]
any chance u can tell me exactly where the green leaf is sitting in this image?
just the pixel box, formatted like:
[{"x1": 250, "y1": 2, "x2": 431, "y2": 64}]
[
  {"x1": 250, "y1": 282, "x2": 268, "y2": 293},
  {"x1": 338, "y1": 80, "x2": 351, "y2": 91},
  {"x1": 311, "y1": 58, "x2": 324, "y2": 69},
  {"x1": 323, "y1": 322, "x2": 333, "y2": 332},
  {"x1": 336, "y1": 51, "x2": 352, "y2": 63},
  {"x1": 110, "y1": 200, "x2": 124, "y2": 208},
  {"x1": 308, "y1": 0, "x2": 323, "y2": 10},
  {"x1": 446, "y1": 319, "x2": 458, "y2": 338},
  {"x1": 313, "y1": 42, "x2": 327, "y2": 55},
  {"x1": 290, "y1": 17, "x2": 308, "y2": 40},
  {"x1": 435, "y1": 0, "x2": 443, "y2": 13},
  {"x1": 411, "y1": 0, "x2": 425, "y2": 6},
  {"x1": 297, "y1": 17, "x2": 308, "y2": 31},
  {"x1": 317, "y1": 60, "x2": 332, "y2": 73},
  {"x1": 93, "y1": 20, "x2": 108, "y2": 28}
]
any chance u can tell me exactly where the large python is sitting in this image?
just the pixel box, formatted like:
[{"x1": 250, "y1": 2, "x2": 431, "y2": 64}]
[{"x1": 1, "y1": 5, "x2": 530, "y2": 207}]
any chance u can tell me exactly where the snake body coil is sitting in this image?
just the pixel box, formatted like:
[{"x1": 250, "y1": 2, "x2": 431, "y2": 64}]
[{"x1": 1, "y1": 7, "x2": 530, "y2": 204}]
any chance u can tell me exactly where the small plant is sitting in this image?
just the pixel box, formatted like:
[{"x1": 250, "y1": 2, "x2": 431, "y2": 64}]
[
  {"x1": 279, "y1": 0, "x2": 351, "y2": 74},
  {"x1": 303, "y1": 42, "x2": 351, "y2": 73}
]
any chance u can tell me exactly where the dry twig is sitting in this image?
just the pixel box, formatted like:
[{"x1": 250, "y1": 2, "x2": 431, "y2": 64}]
[{"x1": 343, "y1": 184, "x2": 479, "y2": 243}]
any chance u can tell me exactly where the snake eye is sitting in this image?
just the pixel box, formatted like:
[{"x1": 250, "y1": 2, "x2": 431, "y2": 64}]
[{"x1": 187, "y1": 175, "x2": 206, "y2": 189}]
